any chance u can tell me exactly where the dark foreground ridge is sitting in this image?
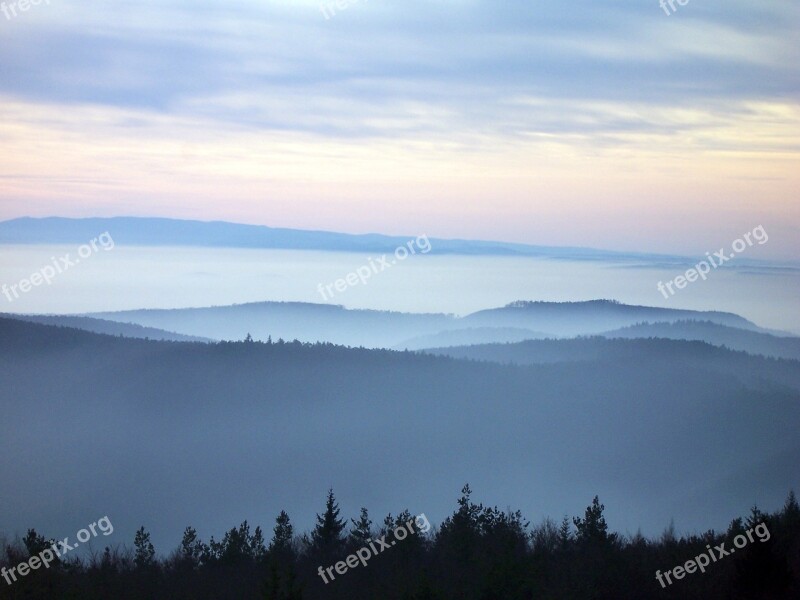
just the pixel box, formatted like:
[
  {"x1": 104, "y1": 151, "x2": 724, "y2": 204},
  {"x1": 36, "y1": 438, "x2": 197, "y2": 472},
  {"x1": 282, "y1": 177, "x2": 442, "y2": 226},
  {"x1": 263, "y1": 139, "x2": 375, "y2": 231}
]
[{"x1": 1, "y1": 487, "x2": 798, "y2": 599}]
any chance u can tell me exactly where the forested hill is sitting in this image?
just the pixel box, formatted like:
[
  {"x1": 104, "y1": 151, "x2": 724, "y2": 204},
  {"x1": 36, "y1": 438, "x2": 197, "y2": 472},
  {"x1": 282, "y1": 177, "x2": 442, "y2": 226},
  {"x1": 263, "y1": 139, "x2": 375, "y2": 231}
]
[
  {"x1": 1, "y1": 317, "x2": 798, "y2": 564},
  {"x1": 600, "y1": 319, "x2": 800, "y2": 361},
  {"x1": 1, "y1": 313, "x2": 210, "y2": 343},
  {"x1": 84, "y1": 299, "x2": 776, "y2": 347},
  {"x1": 422, "y1": 336, "x2": 800, "y2": 392}
]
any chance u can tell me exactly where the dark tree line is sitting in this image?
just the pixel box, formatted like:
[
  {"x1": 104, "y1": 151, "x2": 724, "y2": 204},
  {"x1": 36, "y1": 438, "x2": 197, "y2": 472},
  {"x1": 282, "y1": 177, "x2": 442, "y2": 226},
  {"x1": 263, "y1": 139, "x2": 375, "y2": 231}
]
[{"x1": 1, "y1": 486, "x2": 798, "y2": 599}]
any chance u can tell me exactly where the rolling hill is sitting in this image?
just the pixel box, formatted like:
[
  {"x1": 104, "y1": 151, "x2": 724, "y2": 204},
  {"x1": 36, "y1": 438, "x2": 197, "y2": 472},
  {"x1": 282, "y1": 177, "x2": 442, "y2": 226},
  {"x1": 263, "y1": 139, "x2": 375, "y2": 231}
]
[
  {"x1": 600, "y1": 320, "x2": 800, "y2": 361},
  {"x1": 1, "y1": 317, "x2": 798, "y2": 553},
  {"x1": 1, "y1": 313, "x2": 211, "y2": 342},
  {"x1": 84, "y1": 299, "x2": 779, "y2": 348}
]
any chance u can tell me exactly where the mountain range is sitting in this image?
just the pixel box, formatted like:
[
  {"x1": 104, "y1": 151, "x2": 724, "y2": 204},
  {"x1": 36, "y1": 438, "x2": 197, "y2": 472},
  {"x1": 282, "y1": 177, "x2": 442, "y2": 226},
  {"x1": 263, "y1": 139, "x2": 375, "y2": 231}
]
[
  {"x1": 76, "y1": 299, "x2": 788, "y2": 350},
  {"x1": 0, "y1": 216, "x2": 691, "y2": 262},
  {"x1": 1, "y1": 315, "x2": 797, "y2": 553}
]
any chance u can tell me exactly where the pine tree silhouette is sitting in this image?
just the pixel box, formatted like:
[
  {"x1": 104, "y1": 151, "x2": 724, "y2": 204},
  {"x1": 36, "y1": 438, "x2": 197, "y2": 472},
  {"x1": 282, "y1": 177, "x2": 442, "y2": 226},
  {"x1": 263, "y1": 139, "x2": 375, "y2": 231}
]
[{"x1": 309, "y1": 489, "x2": 346, "y2": 561}]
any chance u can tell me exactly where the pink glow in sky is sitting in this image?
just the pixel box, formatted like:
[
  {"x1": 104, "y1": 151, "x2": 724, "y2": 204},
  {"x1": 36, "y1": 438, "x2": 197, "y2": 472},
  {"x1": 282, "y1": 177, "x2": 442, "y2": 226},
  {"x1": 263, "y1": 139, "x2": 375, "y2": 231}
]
[{"x1": 1, "y1": 1, "x2": 798, "y2": 259}]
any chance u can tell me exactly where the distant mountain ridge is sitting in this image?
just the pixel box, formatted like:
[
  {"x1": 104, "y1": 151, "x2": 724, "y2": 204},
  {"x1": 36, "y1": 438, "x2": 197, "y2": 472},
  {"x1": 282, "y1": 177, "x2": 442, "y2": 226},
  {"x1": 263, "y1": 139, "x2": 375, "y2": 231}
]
[
  {"x1": 1, "y1": 313, "x2": 212, "y2": 343},
  {"x1": 462, "y1": 299, "x2": 760, "y2": 336},
  {"x1": 600, "y1": 320, "x2": 800, "y2": 361},
  {"x1": 394, "y1": 326, "x2": 550, "y2": 350},
  {"x1": 8, "y1": 286, "x2": 795, "y2": 354},
  {"x1": 0, "y1": 216, "x2": 686, "y2": 261},
  {"x1": 76, "y1": 298, "x2": 797, "y2": 351}
]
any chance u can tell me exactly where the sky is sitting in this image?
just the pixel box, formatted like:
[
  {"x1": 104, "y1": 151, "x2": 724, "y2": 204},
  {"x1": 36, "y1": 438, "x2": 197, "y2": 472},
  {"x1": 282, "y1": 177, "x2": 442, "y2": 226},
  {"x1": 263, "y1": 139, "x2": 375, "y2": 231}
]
[{"x1": 0, "y1": 0, "x2": 798, "y2": 259}]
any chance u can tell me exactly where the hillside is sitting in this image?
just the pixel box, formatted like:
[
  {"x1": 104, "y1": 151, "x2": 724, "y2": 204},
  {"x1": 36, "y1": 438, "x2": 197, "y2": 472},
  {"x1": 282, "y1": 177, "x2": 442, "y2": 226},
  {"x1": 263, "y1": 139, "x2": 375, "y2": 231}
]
[
  {"x1": 394, "y1": 326, "x2": 549, "y2": 350},
  {"x1": 85, "y1": 299, "x2": 775, "y2": 348},
  {"x1": 1, "y1": 313, "x2": 211, "y2": 342},
  {"x1": 600, "y1": 319, "x2": 800, "y2": 361},
  {"x1": 462, "y1": 300, "x2": 761, "y2": 336},
  {"x1": 1, "y1": 317, "x2": 798, "y2": 554}
]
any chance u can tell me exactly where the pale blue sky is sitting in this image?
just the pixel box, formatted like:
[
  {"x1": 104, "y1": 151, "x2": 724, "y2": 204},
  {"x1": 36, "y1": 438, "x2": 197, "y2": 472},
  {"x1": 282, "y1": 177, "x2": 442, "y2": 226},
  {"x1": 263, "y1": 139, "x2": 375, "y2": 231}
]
[{"x1": 1, "y1": 0, "x2": 798, "y2": 257}]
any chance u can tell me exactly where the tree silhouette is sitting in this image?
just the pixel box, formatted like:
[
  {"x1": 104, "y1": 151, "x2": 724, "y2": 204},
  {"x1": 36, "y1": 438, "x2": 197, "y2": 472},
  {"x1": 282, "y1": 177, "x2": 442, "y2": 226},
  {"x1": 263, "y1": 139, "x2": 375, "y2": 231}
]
[
  {"x1": 348, "y1": 507, "x2": 373, "y2": 548},
  {"x1": 23, "y1": 529, "x2": 54, "y2": 559},
  {"x1": 269, "y1": 511, "x2": 295, "y2": 561},
  {"x1": 178, "y1": 526, "x2": 206, "y2": 568},
  {"x1": 134, "y1": 526, "x2": 156, "y2": 569},
  {"x1": 207, "y1": 520, "x2": 266, "y2": 565},
  {"x1": 558, "y1": 516, "x2": 572, "y2": 550},
  {"x1": 4, "y1": 486, "x2": 800, "y2": 599},
  {"x1": 573, "y1": 496, "x2": 615, "y2": 546},
  {"x1": 734, "y1": 506, "x2": 792, "y2": 597},
  {"x1": 264, "y1": 511, "x2": 303, "y2": 600},
  {"x1": 308, "y1": 489, "x2": 346, "y2": 560}
]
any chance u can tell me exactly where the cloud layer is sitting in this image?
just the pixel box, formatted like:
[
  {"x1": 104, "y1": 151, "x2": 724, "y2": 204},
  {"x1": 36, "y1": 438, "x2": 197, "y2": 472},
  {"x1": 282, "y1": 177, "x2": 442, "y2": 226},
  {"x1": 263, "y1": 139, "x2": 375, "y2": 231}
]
[{"x1": 1, "y1": 0, "x2": 798, "y2": 257}]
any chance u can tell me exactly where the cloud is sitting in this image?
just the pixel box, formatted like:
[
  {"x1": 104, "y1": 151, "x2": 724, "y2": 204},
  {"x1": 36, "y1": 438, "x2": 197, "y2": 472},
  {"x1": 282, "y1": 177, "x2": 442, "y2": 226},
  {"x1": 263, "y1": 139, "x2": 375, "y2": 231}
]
[
  {"x1": 0, "y1": 0, "x2": 798, "y2": 258},
  {"x1": 1, "y1": 0, "x2": 797, "y2": 139}
]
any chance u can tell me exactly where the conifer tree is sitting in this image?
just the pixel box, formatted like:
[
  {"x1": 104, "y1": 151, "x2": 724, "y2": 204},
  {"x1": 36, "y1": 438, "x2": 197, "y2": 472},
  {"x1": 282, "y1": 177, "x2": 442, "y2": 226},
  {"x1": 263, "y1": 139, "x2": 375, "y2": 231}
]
[
  {"x1": 573, "y1": 496, "x2": 615, "y2": 545},
  {"x1": 348, "y1": 507, "x2": 373, "y2": 548},
  {"x1": 309, "y1": 489, "x2": 346, "y2": 559},
  {"x1": 134, "y1": 527, "x2": 156, "y2": 569}
]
